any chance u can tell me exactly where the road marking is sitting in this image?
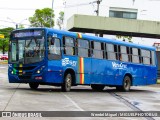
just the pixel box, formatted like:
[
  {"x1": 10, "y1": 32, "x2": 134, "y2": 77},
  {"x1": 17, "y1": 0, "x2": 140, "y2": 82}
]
[
  {"x1": 62, "y1": 93, "x2": 84, "y2": 111},
  {"x1": 3, "y1": 84, "x2": 21, "y2": 111}
]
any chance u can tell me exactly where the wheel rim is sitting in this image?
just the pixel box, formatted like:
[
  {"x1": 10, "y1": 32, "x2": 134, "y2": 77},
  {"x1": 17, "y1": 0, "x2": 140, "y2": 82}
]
[
  {"x1": 124, "y1": 78, "x2": 130, "y2": 90},
  {"x1": 66, "y1": 75, "x2": 71, "y2": 89}
]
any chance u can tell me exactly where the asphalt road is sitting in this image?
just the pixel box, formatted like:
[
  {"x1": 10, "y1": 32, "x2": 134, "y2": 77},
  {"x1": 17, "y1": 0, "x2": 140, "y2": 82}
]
[{"x1": 0, "y1": 64, "x2": 160, "y2": 120}]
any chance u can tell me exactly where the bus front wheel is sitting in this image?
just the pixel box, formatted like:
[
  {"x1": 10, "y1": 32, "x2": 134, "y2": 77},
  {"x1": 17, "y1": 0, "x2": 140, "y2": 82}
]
[
  {"x1": 91, "y1": 84, "x2": 105, "y2": 91},
  {"x1": 117, "y1": 76, "x2": 131, "y2": 92},
  {"x1": 61, "y1": 73, "x2": 72, "y2": 92},
  {"x1": 29, "y1": 83, "x2": 39, "y2": 90}
]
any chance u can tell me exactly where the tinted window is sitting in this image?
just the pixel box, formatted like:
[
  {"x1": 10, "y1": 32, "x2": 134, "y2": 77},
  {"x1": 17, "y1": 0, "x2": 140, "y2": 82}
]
[
  {"x1": 141, "y1": 49, "x2": 151, "y2": 65},
  {"x1": 78, "y1": 39, "x2": 89, "y2": 48},
  {"x1": 151, "y1": 51, "x2": 155, "y2": 65},
  {"x1": 48, "y1": 38, "x2": 61, "y2": 60},
  {"x1": 63, "y1": 37, "x2": 75, "y2": 56},
  {"x1": 92, "y1": 41, "x2": 104, "y2": 59},
  {"x1": 106, "y1": 43, "x2": 117, "y2": 60},
  {"x1": 120, "y1": 46, "x2": 129, "y2": 62},
  {"x1": 77, "y1": 39, "x2": 90, "y2": 57}
]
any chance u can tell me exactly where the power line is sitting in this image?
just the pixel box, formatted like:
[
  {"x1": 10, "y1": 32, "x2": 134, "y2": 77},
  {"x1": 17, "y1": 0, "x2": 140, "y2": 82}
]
[
  {"x1": 64, "y1": 2, "x2": 91, "y2": 8},
  {"x1": 0, "y1": 19, "x2": 30, "y2": 26},
  {"x1": 0, "y1": 8, "x2": 35, "y2": 11},
  {"x1": 0, "y1": 2, "x2": 96, "y2": 11}
]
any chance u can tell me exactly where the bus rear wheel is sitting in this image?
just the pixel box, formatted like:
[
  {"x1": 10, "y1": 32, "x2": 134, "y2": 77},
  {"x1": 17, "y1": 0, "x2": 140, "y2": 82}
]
[
  {"x1": 61, "y1": 73, "x2": 72, "y2": 92},
  {"x1": 29, "y1": 83, "x2": 39, "y2": 90},
  {"x1": 117, "y1": 76, "x2": 131, "y2": 92},
  {"x1": 91, "y1": 84, "x2": 105, "y2": 91}
]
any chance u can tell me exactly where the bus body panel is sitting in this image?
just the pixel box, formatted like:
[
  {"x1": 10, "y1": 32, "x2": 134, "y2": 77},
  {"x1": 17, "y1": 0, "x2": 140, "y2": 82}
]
[
  {"x1": 91, "y1": 59, "x2": 118, "y2": 85},
  {"x1": 47, "y1": 60, "x2": 63, "y2": 83}
]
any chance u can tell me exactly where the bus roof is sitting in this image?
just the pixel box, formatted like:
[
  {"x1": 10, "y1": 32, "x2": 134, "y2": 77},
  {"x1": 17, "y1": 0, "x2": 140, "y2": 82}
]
[{"x1": 14, "y1": 27, "x2": 156, "y2": 51}]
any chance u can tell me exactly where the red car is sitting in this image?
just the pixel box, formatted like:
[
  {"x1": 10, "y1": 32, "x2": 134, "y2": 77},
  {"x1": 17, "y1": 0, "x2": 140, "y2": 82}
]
[{"x1": 0, "y1": 54, "x2": 8, "y2": 60}]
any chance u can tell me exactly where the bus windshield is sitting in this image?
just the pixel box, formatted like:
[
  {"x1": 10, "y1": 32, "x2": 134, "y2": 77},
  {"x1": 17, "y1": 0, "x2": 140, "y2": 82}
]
[{"x1": 10, "y1": 38, "x2": 45, "y2": 64}]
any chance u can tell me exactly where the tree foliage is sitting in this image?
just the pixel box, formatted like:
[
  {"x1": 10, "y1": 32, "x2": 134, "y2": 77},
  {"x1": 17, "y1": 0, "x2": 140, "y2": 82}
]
[
  {"x1": 0, "y1": 27, "x2": 14, "y2": 54},
  {"x1": 29, "y1": 8, "x2": 55, "y2": 28},
  {"x1": 116, "y1": 35, "x2": 132, "y2": 42},
  {"x1": 57, "y1": 11, "x2": 64, "y2": 30},
  {"x1": 18, "y1": 24, "x2": 25, "y2": 29}
]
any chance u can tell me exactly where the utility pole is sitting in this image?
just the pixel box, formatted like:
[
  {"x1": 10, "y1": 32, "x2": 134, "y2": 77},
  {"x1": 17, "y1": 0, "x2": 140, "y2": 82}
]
[
  {"x1": 95, "y1": 0, "x2": 102, "y2": 16},
  {"x1": 16, "y1": 24, "x2": 18, "y2": 29},
  {"x1": 94, "y1": 0, "x2": 103, "y2": 37},
  {"x1": 50, "y1": 0, "x2": 54, "y2": 28}
]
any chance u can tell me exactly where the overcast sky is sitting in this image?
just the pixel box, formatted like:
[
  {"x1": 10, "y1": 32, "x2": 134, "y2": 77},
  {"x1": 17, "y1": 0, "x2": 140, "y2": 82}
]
[
  {"x1": 1, "y1": 0, "x2": 160, "y2": 45},
  {"x1": 0, "y1": 0, "x2": 160, "y2": 28},
  {"x1": 0, "y1": 0, "x2": 64, "y2": 28}
]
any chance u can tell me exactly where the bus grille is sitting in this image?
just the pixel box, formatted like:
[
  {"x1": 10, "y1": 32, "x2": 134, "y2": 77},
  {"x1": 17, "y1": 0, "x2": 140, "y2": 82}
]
[{"x1": 14, "y1": 66, "x2": 36, "y2": 71}]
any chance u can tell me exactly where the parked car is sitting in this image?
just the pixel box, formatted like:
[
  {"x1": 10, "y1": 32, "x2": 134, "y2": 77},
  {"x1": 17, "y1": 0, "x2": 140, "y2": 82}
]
[{"x1": 0, "y1": 54, "x2": 8, "y2": 60}]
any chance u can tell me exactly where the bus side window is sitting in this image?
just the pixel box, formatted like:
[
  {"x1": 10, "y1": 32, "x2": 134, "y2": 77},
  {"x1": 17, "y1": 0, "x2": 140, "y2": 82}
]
[
  {"x1": 141, "y1": 49, "x2": 151, "y2": 65},
  {"x1": 132, "y1": 48, "x2": 139, "y2": 63},
  {"x1": 63, "y1": 36, "x2": 75, "y2": 56},
  {"x1": 120, "y1": 46, "x2": 129, "y2": 62},
  {"x1": 77, "y1": 39, "x2": 90, "y2": 57},
  {"x1": 48, "y1": 37, "x2": 61, "y2": 60},
  {"x1": 151, "y1": 51, "x2": 155, "y2": 65},
  {"x1": 106, "y1": 43, "x2": 116, "y2": 60},
  {"x1": 92, "y1": 41, "x2": 104, "y2": 59}
]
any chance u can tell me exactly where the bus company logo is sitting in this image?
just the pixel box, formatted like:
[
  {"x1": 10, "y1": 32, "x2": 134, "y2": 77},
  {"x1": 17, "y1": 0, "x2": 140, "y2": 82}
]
[
  {"x1": 62, "y1": 58, "x2": 77, "y2": 67},
  {"x1": 112, "y1": 62, "x2": 127, "y2": 69},
  {"x1": 8, "y1": 64, "x2": 12, "y2": 68}
]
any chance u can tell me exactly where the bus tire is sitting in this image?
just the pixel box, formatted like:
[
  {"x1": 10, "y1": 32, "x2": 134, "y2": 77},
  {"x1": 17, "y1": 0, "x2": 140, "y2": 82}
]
[
  {"x1": 29, "y1": 83, "x2": 39, "y2": 90},
  {"x1": 91, "y1": 84, "x2": 105, "y2": 91},
  {"x1": 122, "y1": 76, "x2": 131, "y2": 92},
  {"x1": 61, "y1": 73, "x2": 72, "y2": 92}
]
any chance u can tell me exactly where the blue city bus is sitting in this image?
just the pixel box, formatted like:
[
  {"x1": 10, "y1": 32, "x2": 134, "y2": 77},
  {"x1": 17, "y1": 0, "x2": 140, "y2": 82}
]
[{"x1": 8, "y1": 28, "x2": 157, "y2": 92}]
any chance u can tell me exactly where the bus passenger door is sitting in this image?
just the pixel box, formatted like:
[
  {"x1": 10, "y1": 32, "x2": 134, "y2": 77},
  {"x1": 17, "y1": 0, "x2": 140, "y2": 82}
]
[
  {"x1": 76, "y1": 39, "x2": 91, "y2": 85},
  {"x1": 47, "y1": 34, "x2": 63, "y2": 83}
]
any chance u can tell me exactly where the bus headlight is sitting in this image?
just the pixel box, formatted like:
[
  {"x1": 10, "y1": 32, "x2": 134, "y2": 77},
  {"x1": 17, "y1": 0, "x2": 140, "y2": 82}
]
[
  {"x1": 36, "y1": 66, "x2": 45, "y2": 74},
  {"x1": 37, "y1": 70, "x2": 40, "y2": 74}
]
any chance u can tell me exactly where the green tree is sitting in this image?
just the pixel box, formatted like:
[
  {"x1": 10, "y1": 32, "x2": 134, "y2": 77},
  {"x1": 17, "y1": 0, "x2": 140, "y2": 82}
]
[
  {"x1": 29, "y1": 8, "x2": 55, "y2": 27},
  {"x1": 0, "y1": 27, "x2": 14, "y2": 54},
  {"x1": 18, "y1": 24, "x2": 25, "y2": 29},
  {"x1": 57, "y1": 11, "x2": 64, "y2": 30},
  {"x1": 116, "y1": 35, "x2": 133, "y2": 42},
  {"x1": 0, "y1": 38, "x2": 9, "y2": 54}
]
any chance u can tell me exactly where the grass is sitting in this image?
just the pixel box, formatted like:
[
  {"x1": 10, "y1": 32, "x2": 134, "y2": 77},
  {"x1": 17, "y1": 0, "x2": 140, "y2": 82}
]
[{"x1": 0, "y1": 60, "x2": 8, "y2": 64}]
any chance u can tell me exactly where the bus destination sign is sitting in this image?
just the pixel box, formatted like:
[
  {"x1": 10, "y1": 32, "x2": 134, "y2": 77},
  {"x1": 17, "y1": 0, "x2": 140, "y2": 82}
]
[{"x1": 13, "y1": 30, "x2": 43, "y2": 38}]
